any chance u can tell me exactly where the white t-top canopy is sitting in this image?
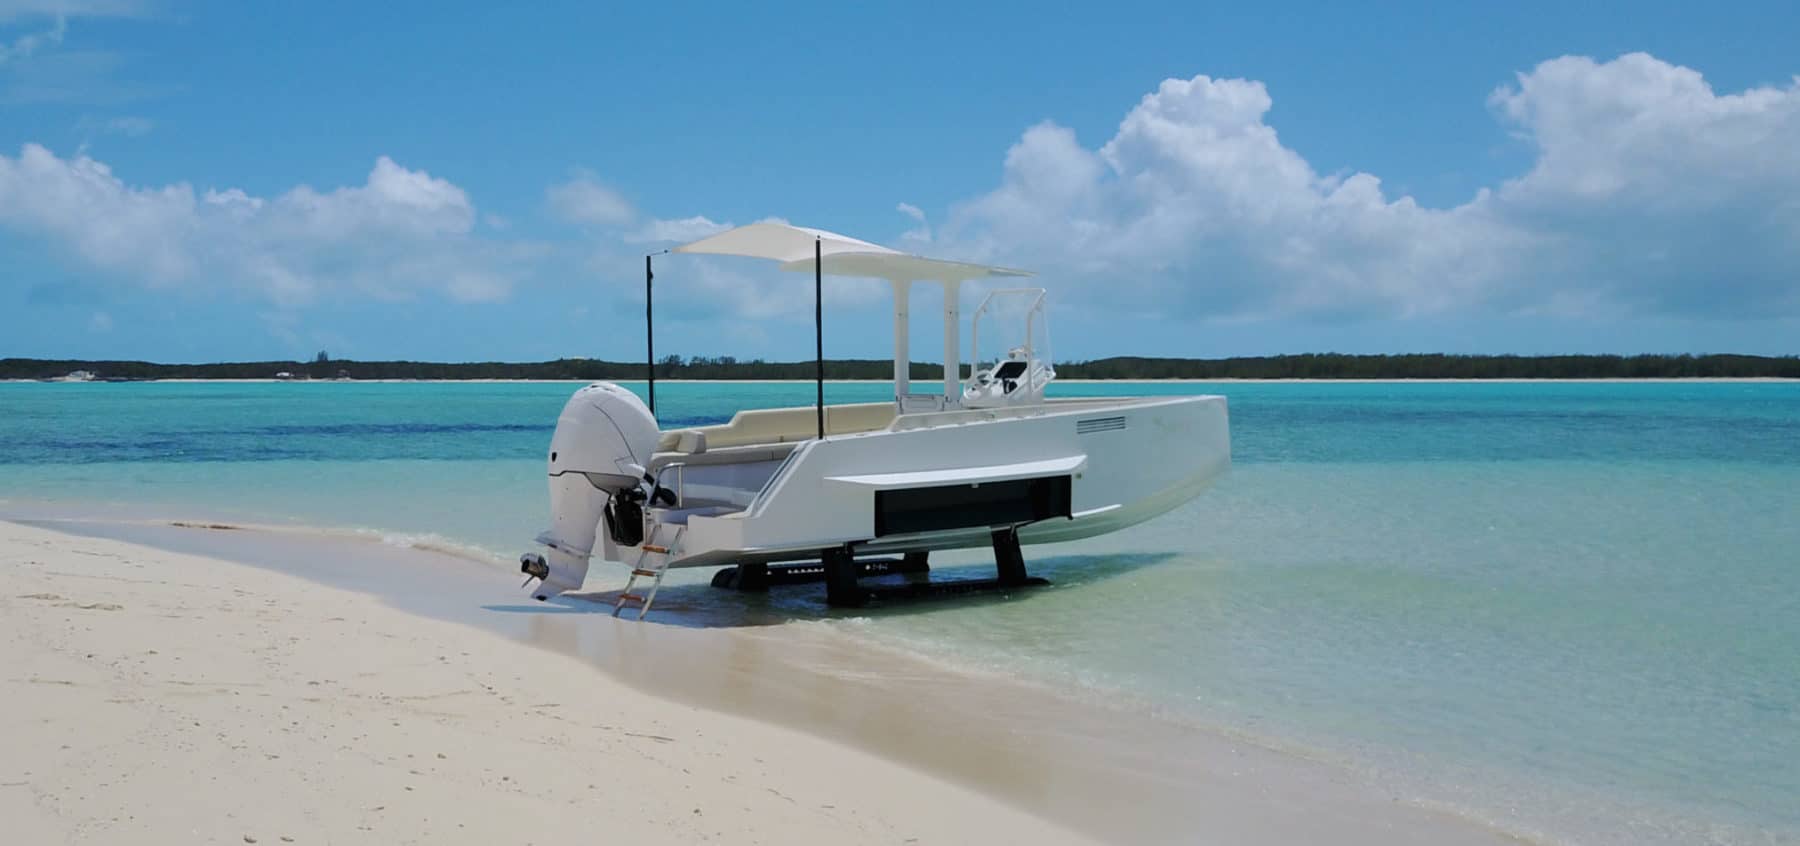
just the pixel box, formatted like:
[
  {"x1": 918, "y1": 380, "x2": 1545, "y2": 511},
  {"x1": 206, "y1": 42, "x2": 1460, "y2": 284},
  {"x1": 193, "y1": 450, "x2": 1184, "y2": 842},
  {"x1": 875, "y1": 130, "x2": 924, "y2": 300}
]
[
  {"x1": 673, "y1": 222, "x2": 1031, "y2": 283},
  {"x1": 662, "y1": 220, "x2": 1031, "y2": 416}
]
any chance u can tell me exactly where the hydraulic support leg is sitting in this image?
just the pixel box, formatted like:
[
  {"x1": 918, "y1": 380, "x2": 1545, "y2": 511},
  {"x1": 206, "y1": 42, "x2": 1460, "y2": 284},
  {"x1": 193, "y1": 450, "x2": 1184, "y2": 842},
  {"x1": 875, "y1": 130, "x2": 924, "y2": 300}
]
[
  {"x1": 823, "y1": 544, "x2": 866, "y2": 608},
  {"x1": 992, "y1": 527, "x2": 1028, "y2": 587}
]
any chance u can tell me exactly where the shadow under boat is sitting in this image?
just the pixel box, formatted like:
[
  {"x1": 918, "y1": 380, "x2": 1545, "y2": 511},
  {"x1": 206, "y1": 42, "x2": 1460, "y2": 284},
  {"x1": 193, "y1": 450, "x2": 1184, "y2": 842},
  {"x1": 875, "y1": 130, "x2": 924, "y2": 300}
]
[{"x1": 481, "y1": 548, "x2": 1179, "y2": 629}]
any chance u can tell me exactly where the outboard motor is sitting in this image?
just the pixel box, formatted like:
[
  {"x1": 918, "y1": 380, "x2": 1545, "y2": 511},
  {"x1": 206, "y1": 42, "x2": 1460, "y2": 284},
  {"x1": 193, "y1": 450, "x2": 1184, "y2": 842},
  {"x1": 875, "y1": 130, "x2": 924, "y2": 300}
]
[{"x1": 519, "y1": 382, "x2": 659, "y2": 600}]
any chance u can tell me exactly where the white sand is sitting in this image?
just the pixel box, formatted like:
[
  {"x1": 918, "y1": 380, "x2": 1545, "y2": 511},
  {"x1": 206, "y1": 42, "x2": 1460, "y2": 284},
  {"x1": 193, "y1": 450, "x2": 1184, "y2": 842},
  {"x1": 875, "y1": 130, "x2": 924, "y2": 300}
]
[
  {"x1": 0, "y1": 520, "x2": 1091, "y2": 845},
  {"x1": 2, "y1": 516, "x2": 1535, "y2": 845}
]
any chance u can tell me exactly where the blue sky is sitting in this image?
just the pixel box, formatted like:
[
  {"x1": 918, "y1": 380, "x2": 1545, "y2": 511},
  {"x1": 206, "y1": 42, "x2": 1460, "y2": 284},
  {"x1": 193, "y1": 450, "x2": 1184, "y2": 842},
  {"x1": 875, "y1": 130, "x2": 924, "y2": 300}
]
[{"x1": 2, "y1": 0, "x2": 1798, "y2": 364}]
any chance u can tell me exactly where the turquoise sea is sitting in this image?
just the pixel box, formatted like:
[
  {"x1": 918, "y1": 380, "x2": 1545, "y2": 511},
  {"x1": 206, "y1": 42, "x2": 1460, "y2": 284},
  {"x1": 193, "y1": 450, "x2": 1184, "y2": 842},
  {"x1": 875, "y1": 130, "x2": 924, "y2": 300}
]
[{"x1": 2, "y1": 379, "x2": 1797, "y2": 844}]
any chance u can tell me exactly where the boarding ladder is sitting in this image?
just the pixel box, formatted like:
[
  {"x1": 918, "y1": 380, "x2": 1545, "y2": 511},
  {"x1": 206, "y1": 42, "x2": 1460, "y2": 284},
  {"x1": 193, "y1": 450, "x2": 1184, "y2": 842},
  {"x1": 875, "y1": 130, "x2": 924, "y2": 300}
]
[{"x1": 613, "y1": 523, "x2": 685, "y2": 620}]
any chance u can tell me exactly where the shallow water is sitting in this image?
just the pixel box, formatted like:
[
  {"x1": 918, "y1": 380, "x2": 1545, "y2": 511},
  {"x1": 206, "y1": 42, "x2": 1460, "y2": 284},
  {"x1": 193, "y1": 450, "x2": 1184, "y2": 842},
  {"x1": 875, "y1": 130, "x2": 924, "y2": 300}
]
[{"x1": 3, "y1": 379, "x2": 1797, "y2": 844}]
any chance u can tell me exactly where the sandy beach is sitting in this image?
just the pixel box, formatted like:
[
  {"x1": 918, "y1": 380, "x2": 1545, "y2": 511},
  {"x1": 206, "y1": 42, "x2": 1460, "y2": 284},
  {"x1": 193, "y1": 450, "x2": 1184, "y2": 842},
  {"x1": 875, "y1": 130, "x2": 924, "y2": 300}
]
[
  {"x1": 0, "y1": 514, "x2": 1533, "y2": 846},
  {"x1": 0, "y1": 516, "x2": 1534, "y2": 845},
  {"x1": 0, "y1": 520, "x2": 1090, "y2": 845}
]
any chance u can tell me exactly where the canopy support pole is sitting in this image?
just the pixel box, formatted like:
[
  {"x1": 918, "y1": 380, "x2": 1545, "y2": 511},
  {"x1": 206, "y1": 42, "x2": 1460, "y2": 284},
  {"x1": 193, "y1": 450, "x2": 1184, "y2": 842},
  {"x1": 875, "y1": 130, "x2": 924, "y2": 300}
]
[
  {"x1": 892, "y1": 280, "x2": 911, "y2": 402},
  {"x1": 815, "y1": 238, "x2": 824, "y2": 440},
  {"x1": 645, "y1": 254, "x2": 655, "y2": 415},
  {"x1": 942, "y1": 280, "x2": 962, "y2": 403}
]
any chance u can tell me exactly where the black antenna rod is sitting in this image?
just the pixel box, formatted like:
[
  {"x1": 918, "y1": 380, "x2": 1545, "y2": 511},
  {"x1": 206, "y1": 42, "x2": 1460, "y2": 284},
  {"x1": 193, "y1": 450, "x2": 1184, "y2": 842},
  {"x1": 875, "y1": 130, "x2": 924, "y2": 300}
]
[
  {"x1": 815, "y1": 237, "x2": 824, "y2": 440},
  {"x1": 645, "y1": 254, "x2": 655, "y2": 415}
]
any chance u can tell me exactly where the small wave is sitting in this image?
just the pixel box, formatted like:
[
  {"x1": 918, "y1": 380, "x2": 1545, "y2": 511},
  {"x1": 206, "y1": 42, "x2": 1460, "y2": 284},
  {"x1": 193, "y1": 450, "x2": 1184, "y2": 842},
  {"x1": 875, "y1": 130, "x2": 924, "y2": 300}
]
[
  {"x1": 152, "y1": 515, "x2": 513, "y2": 570},
  {"x1": 368, "y1": 529, "x2": 510, "y2": 567}
]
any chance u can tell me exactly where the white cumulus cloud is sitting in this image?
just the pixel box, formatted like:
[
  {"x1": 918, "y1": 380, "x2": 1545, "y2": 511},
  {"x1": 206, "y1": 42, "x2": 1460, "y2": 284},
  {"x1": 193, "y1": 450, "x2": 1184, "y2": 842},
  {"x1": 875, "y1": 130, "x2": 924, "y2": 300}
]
[
  {"x1": 546, "y1": 170, "x2": 635, "y2": 227},
  {"x1": 941, "y1": 53, "x2": 1800, "y2": 321},
  {"x1": 627, "y1": 214, "x2": 730, "y2": 245},
  {"x1": 547, "y1": 170, "x2": 735, "y2": 248},
  {"x1": 1484, "y1": 53, "x2": 1800, "y2": 317},
  {"x1": 896, "y1": 202, "x2": 930, "y2": 244},
  {"x1": 0, "y1": 144, "x2": 522, "y2": 305}
]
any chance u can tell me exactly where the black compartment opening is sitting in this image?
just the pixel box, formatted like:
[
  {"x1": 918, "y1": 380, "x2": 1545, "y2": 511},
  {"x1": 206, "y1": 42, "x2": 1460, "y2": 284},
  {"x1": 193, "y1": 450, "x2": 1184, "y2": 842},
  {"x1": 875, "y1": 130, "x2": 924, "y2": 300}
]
[{"x1": 874, "y1": 475, "x2": 1072, "y2": 537}]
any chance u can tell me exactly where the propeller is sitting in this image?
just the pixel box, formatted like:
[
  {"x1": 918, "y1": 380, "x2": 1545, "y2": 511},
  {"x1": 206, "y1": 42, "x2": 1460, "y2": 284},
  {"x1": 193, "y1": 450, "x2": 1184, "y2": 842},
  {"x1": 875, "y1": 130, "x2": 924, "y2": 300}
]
[{"x1": 519, "y1": 552, "x2": 549, "y2": 590}]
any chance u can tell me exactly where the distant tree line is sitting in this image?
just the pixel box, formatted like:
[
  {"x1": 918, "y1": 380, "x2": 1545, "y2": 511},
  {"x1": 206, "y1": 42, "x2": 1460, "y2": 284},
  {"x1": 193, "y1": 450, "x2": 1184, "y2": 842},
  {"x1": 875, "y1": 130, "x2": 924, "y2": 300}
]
[
  {"x1": 1055, "y1": 353, "x2": 1800, "y2": 380},
  {"x1": 2, "y1": 353, "x2": 1796, "y2": 382}
]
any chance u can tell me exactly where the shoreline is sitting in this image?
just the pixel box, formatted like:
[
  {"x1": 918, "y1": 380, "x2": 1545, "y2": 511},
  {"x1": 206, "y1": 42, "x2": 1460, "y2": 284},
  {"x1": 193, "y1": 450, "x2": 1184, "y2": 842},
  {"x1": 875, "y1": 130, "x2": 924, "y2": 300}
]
[{"x1": 5, "y1": 509, "x2": 1530, "y2": 845}]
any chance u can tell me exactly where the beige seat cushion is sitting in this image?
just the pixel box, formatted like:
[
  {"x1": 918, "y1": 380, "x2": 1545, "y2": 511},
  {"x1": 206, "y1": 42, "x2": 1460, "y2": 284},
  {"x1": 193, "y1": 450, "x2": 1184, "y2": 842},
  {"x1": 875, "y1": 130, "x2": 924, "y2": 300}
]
[
  {"x1": 655, "y1": 429, "x2": 709, "y2": 454},
  {"x1": 656, "y1": 402, "x2": 898, "y2": 453}
]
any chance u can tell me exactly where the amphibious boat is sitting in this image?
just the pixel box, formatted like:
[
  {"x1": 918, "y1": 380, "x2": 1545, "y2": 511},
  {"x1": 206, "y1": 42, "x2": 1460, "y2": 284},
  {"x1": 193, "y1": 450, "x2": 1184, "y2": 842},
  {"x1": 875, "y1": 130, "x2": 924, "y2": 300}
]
[{"x1": 519, "y1": 222, "x2": 1230, "y2": 615}]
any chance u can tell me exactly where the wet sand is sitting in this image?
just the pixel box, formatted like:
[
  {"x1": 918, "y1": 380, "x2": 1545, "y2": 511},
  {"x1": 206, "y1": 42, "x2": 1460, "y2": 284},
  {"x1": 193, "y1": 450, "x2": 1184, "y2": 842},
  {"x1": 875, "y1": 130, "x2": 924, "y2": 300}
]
[{"x1": 4, "y1": 512, "x2": 1528, "y2": 844}]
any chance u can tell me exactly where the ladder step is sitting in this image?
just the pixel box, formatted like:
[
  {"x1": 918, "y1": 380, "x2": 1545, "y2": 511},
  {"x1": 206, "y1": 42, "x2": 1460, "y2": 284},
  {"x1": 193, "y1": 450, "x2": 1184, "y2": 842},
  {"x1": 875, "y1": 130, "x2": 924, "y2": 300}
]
[{"x1": 617, "y1": 524, "x2": 681, "y2": 620}]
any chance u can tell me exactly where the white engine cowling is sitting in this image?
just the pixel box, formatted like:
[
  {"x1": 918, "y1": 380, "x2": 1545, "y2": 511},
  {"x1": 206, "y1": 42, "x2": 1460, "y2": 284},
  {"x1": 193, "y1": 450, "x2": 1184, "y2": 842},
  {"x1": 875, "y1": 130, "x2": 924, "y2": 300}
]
[{"x1": 521, "y1": 382, "x2": 660, "y2": 599}]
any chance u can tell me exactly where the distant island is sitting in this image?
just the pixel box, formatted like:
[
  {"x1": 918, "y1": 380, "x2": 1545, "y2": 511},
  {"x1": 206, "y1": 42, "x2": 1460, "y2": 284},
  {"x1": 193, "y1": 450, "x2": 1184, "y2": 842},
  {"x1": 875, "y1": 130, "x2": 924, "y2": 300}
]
[{"x1": 4, "y1": 353, "x2": 1797, "y2": 381}]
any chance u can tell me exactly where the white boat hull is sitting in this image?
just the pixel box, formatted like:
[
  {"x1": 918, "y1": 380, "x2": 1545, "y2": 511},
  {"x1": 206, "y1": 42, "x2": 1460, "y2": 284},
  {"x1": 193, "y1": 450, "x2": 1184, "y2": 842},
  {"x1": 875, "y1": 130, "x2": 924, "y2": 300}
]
[{"x1": 661, "y1": 394, "x2": 1229, "y2": 568}]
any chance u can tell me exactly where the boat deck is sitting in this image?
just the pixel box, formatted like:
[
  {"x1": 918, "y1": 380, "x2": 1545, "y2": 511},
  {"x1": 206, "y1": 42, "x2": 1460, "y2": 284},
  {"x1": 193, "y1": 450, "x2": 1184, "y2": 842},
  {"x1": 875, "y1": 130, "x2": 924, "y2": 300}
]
[{"x1": 644, "y1": 396, "x2": 1182, "y2": 515}]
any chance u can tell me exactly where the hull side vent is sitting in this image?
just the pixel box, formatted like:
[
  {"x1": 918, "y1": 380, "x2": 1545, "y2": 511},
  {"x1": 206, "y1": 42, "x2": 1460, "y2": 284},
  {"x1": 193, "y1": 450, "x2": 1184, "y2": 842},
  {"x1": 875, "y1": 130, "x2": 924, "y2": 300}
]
[{"x1": 1076, "y1": 416, "x2": 1127, "y2": 434}]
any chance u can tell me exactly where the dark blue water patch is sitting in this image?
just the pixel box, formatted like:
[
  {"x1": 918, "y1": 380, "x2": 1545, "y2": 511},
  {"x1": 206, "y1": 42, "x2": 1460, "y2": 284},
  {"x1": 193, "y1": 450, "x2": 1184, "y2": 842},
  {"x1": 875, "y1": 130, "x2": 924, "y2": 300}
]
[
  {"x1": 1225, "y1": 396, "x2": 1800, "y2": 465},
  {"x1": 198, "y1": 416, "x2": 728, "y2": 439},
  {"x1": 1276, "y1": 406, "x2": 1796, "y2": 427},
  {"x1": 5, "y1": 436, "x2": 550, "y2": 465},
  {"x1": 254, "y1": 422, "x2": 550, "y2": 436},
  {"x1": 0, "y1": 414, "x2": 743, "y2": 466},
  {"x1": 3, "y1": 381, "x2": 1799, "y2": 467}
]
